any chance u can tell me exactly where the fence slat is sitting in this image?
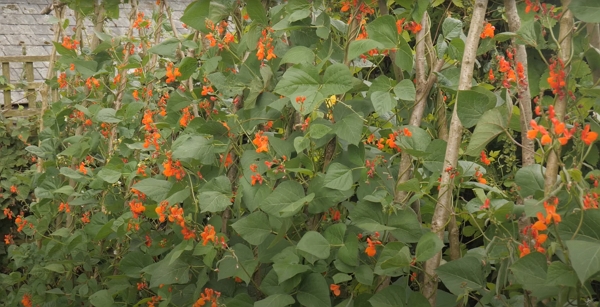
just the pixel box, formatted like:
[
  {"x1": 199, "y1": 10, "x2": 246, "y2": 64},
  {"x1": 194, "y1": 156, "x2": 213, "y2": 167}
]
[
  {"x1": 24, "y1": 62, "x2": 36, "y2": 108},
  {"x1": 2, "y1": 62, "x2": 10, "y2": 110}
]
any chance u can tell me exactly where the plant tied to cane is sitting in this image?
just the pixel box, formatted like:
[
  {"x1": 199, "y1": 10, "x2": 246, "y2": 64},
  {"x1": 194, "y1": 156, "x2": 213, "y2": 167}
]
[{"x1": 2, "y1": 0, "x2": 600, "y2": 307}]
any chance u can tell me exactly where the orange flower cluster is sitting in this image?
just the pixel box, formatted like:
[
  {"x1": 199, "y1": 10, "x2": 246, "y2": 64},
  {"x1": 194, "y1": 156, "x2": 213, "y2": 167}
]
[
  {"x1": 129, "y1": 199, "x2": 146, "y2": 219},
  {"x1": 137, "y1": 164, "x2": 147, "y2": 177},
  {"x1": 155, "y1": 201, "x2": 169, "y2": 222},
  {"x1": 341, "y1": 0, "x2": 374, "y2": 24},
  {"x1": 330, "y1": 284, "x2": 341, "y2": 296},
  {"x1": 480, "y1": 23, "x2": 495, "y2": 39},
  {"x1": 252, "y1": 131, "x2": 269, "y2": 153},
  {"x1": 249, "y1": 163, "x2": 264, "y2": 186},
  {"x1": 179, "y1": 107, "x2": 193, "y2": 127},
  {"x1": 58, "y1": 72, "x2": 68, "y2": 88},
  {"x1": 527, "y1": 106, "x2": 575, "y2": 146},
  {"x1": 256, "y1": 28, "x2": 276, "y2": 61},
  {"x1": 493, "y1": 55, "x2": 521, "y2": 89},
  {"x1": 163, "y1": 152, "x2": 185, "y2": 180},
  {"x1": 155, "y1": 202, "x2": 196, "y2": 240},
  {"x1": 21, "y1": 293, "x2": 32, "y2": 307},
  {"x1": 193, "y1": 288, "x2": 221, "y2": 307},
  {"x1": 58, "y1": 202, "x2": 71, "y2": 213},
  {"x1": 480, "y1": 151, "x2": 491, "y2": 165},
  {"x1": 583, "y1": 192, "x2": 599, "y2": 210},
  {"x1": 327, "y1": 207, "x2": 341, "y2": 221},
  {"x1": 370, "y1": 128, "x2": 411, "y2": 152},
  {"x1": 15, "y1": 214, "x2": 29, "y2": 232},
  {"x1": 474, "y1": 169, "x2": 487, "y2": 184},
  {"x1": 158, "y1": 93, "x2": 169, "y2": 116},
  {"x1": 145, "y1": 235, "x2": 152, "y2": 247},
  {"x1": 78, "y1": 162, "x2": 88, "y2": 175},
  {"x1": 395, "y1": 18, "x2": 422, "y2": 34},
  {"x1": 61, "y1": 36, "x2": 79, "y2": 50},
  {"x1": 166, "y1": 62, "x2": 181, "y2": 83},
  {"x1": 365, "y1": 236, "x2": 382, "y2": 257},
  {"x1": 147, "y1": 295, "x2": 162, "y2": 307},
  {"x1": 520, "y1": 198, "x2": 561, "y2": 257},
  {"x1": 142, "y1": 110, "x2": 161, "y2": 150},
  {"x1": 582, "y1": 124, "x2": 598, "y2": 145},
  {"x1": 81, "y1": 212, "x2": 90, "y2": 224},
  {"x1": 547, "y1": 58, "x2": 566, "y2": 99},
  {"x1": 168, "y1": 205, "x2": 185, "y2": 227},
  {"x1": 133, "y1": 12, "x2": 150, "y2": 29},
  {"x1": 3, "y1": 207, "x2": 13, "y2": 219},
  {"x1": 85, "y1": 77, "x2": 100, "y2": 90},
  {"x1": 220, "y1": 152, "x2": 233, "y2": 168},
  {"x1": 10, "y1": 185, "x2": 17, "y2": 193},
  {"x1": 201, "y1": 225, "x2": 216, "y2": 246},
  {"x1": 4, "y1": 234, "x2": 13, "y2": 245},
  {"x1": 525, "y1": 0, "x2": 541, "y2": 13},
  {"x1": 201, "y1": 85, "x2": 214, "y2": 96},
  {"x1": 70, "y1": 110, "x2": 92, "y2": 126}
]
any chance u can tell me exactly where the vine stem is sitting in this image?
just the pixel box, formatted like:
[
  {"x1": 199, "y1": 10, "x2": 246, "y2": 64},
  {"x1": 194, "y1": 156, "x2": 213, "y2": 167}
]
[{"x1": 422, "y1": 1, "x2": 488, "y2": 305}]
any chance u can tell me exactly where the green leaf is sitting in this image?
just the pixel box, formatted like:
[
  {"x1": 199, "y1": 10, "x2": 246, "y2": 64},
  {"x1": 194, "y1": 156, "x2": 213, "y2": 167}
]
[
  {"x1": 333, "y1": 273, "x2": 352, "y2": 284},
  {"x1": 180, "y1": 0, "x2": 211, "y2": 32},
  {"x1": 376, "y1": 243, "x2": 411, "y2": 272},
  {"x1": 324, "y1": 223, "x2": 346, "y2": 245},
  {"x1": 297, "y1": 231, "x2": 331, "y2": 261},
  {"x1": 456, "y1": 90, "x2": 496, "y2": 128},
  {"x1": 145, "y1": 258, "x2": 190, "y2": 287},
  {"x1": 333, "y1": 112, "x2": 363, "y2": 145},
  {"x1": 368, "y1": 285, "x2": 407, "y2": 307},
  {"x1": 347, "y1": 39, "x2": 384, "y2": 61},
  {"x1": 355, "y1": 265, "x2": 373, "y2": 285},
  {"x1": 296, "y1": 273, "x2": 331, "y2": 307},
  {"x1": 254, "y1": 294, "x2": 295, "y2": 307},
  {"x1": 89, "y1": 290, "x2": 114, "y2": 307},
  {"x1": 415, "y1": 232, "x2": 444, "y2": 261},
  {"x1": 172, "y1": 135, "x2": 215, "y2": 164},
  {"x1": 97, "y1": 168, "x2": 121, "y2": 184},
  {"x1": 371, "y1": 91, "x2": 396, "y2": 115},
  {"x1": 44, "y1": 263, "x2": 66, "y2": 273},
  {"x1": 294, "y1": 136, "x2": 310, "y2": 153},
  {"x1": 510, "y1": 252, "x2": 558, "y2": 298},
  {"x1": 395, "y1": 36, "x2": 413, "y2": 72},
  {"x1": 280, "y1": 46, "x2": 315, "y2": 65},
  {"x1": 178, "y1": 57, "x2": 197, "y2": 80},
  {"x1": 231, "y1": 211, "x2": 272, "y2": 245},
  {"x1": 199, "y1": 191, "x2": 231, "y2": 213},
  {"x1": 566, "y1": 240, "x2": 600, "y2": 284},
  {"x1": 393, "y1": 79, "x2": 416, "y2": 101},
  {"x1": 273, "y1": 64, "x2": 319, "y2": 97},
  {"x1": 132, "y1": 178, "x2": 173, "y2": 202},
  {"x1": 442, "y1": 17, "x2": 463, "y2": 40},
  {"x1": 260, "y1": 181, "x2": 307, "y2": 218},
  {"x1": 558, "y1": 209, "x2": 600, "y2": 242},
  {"x1": 569, "y1": 0, "x2": 600, "y2": 23},
  {"x1": 436, "y1": 256, "x2": 484, "y2": 295},
  {"x1": 366, "y1": 15, "x2": 398, "y2": 48},
  {"x1": 324, "y1": 163, "x2": 354, "y2": 191},
  {"x1": 246, "y1": 0, "x2": 269, "y2": 25},
  {"x1": 545, "y1": 261, "x2": 579, "y2": 287},
  {"x1": 273, "y1": 263, "x2": 310, "y2": 284},
  {"x1": 515, "y1": 20, "x2": 539, "y2": 47},
  {"x1": 321, "y1": 63, "x2": 354, "y2": 97},
  {"x1": 338, "y1": 233, "x2": 359, "y2": 266},
  {"x1": 308, "y1": 123, "x2": 332, "y2": 139},
  {"x1": 95, "y1": 108, "x2": 121, "y2": 123},
  {"x1": 148, "y1": 38, "x2": 180, "y2": 58},
  {"x1": 388, "y1": 208, "x2": 423, "y2": 243},
  {"x1": 350, "y1": 201, "x2": 395, "y2": 232},
  {"x1": 73, "y1": 59, "x2": 98, "y2": 79},
  {"x1": 218, "y1": 244, "x2": 258, "y2": 284},
  {"x1": 465, "y1": 107, "x2": 509, "y2": 156},
  {"x1": 514, "y1": 164, "x2": 545, "y2": 198}
]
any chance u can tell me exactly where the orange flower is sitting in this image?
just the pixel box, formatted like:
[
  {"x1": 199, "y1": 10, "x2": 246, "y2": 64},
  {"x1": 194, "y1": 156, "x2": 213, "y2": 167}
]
[
  {"x1": 489, "y1": 68, "x2": 495, "y2": 82},
  {"x1": 543, "y1": 200, "x2": 561, "y2": 224},
  {"x1": 129, "y1": 200, "x2": 146, "y2": 219},
  {"x1": 519, "y1": 241, "x2": 530, "y2": 258},
  {"x1": 582, "y1": 124, "x2": 598, "y2": 145},
  {"x1": 404, "y1": 21, "x2": 422, "y2": 34},
  {"x1": 547, "y1": 58, "x2": 566, "y2": 99},
  {"x1": 365, "y1": 237, "x2": 380, "y2": 257},
  {"x1": 540, "y1": 134, "x2": 552, "y2": 145},
  {"x1": 58, "y1": 202, "x2": 71, "y2": 213},
  {"x1": 402, "y1": 127, "x2": 412, "y2": 137},
  {"x1": 133, "y1": 89, "x2": 140, "y2": 101},
  {"x1": 169, "y1": 206, "x2": 185, "y2": 227},
  {"x1": 201, "y1": 85, "x2": 214, "y2": 96},
  {"x1": 165, "y1": 62, "x2": 181, "y2": 83},
  {"x1": 205, "y1": 33, "x2": 217, "y2": 47},
  {"x1": 3, "y1": 207, "x2": 13, "y2": 219},
  {"x1": 201, "y1": 225, "x2": 216, "y2": 246},
  {"x1": 252, "y1": 131, "x2": 269, "y2": 153},
  {"x1": 340, "y1": 1, "x2": 351, "y2": 12},
  {"x1": 61, "y1": 36, "x2": 79, "y2": 50},
  {"x1": 163, "y1": 152, "x2": 186, "y2": 180},
  {"x1": 85, "y1": 77, "x2": 100, "y2": 89},
  {"x1": 133, "y1": 12, "x2": 150, "y2": 29},
  {"x1": 10, "y1": 185, "x2": 17, "y2": 194},
  {"x1": 330, "y1": 284, "x2": 341, "y2": 296},
  {"x1": 4, "y1": 234, "x2": 13, "y2": 245},
  {"x1": 193, "y1": 288, "x2": 221, "y2": 307},
  {"x1": 532, "y1": 213, "x2": 548, "y2": 231},
  {"x1": 78, "y1": 162, "x2": 87, "y2": 175},
  {"x1": 251, "y1": 174, "x2": 264, "y2": 186},
  {"x1": 480, "y1": 23, "x2": 495, "y2": 39},
  {"x1": 156, "y1": 201, "x2": 168, "y2": 222},
  {"x1": 182, "y1": 226, "x2": 196, "y2": 240},
  {"x1": 70, "y1": 63, "x2": 75, "y2": 71},
  {"x1": 396, "y1": 18, "x2": 405, "y2": 34},
  {"x1": 58, "y1": 72, "x2": 68, "y2": 88},
  {"x1": 223, "y1": 32, "x2": 235, "y2": 44},
  {"x1": 179, "y1": 107, "x2": 193, "y2": 127},
  {"x1": 480, "y1": 151, "x2": 491, "y2": 166},
  {"x1": 81, "y1": 212, "x2": 91, "y2": 224},
  {"x1": 221, "y1": 152, "x2": 233, "y2": 168},
  {"x1": 516, "y1": 62, "x2": 527, "y2": 87},
  {"x1": 21, "y1": 293, "x2": 32, "y2": 307}
]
